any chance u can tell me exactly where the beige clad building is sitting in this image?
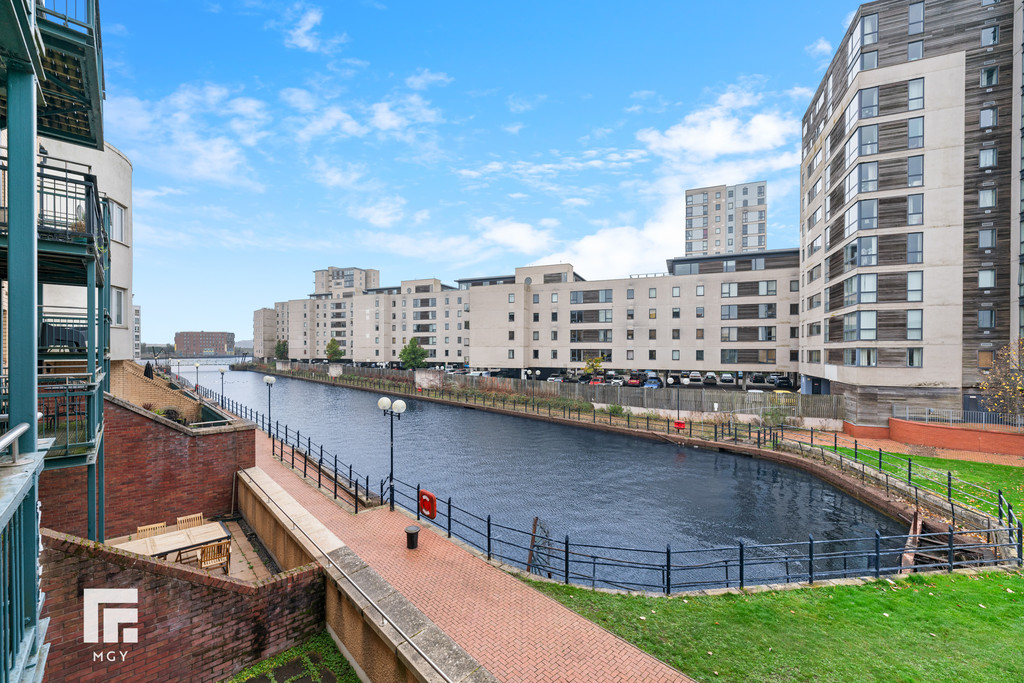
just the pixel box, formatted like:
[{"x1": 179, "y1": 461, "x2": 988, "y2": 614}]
[
  {"x1": 685, "y1": 181, "x2": 768, "y2": 257},
  {"x1": 798, "y1": 0, "x2": 1015, "y2": 418}
]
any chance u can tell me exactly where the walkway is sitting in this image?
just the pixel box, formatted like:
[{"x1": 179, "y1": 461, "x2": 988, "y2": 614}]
[{"x1": 253, "y1": 431, "x2": 692, "y2": 683}]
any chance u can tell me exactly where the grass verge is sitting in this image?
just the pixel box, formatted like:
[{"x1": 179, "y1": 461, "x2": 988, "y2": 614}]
[
  {"x1": 527, "y1": 569, "x2": 1024, "y2": 682},
  {"x1": 224, "y1": 631, "x2": 358, "y2": 683}
]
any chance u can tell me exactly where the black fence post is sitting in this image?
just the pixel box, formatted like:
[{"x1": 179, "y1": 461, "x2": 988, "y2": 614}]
[
  {"x1": 665, "y1": 544, "x2": 671, "y2": 595},
  {"x1": 333, "y1": 454, "x2": 338, "y2": 499},
  {"x1": 810, "y1": 428, "x2": 814, "y2": 445},
  {"x1": 486, "y1": 515, "x2": 492, "y2": 560},
  {"x1": 947, "y1": 471, "x2": 952, "y2": 502},
  {"x1": 564, "y1": 535, "x2": 570, "y2": 585},
  {"x1": 416, "y1": 485, "x2": 421, "y2": 520},
  {"x1": 908, "y1": 459, "x2": 913, "y2": 485},
  {"x1": 808, "y1": 534, "x2": 815, "y2": 584},
  {"x1": 447, "y1": 497, "x2": 452, "y2": 538},
  {"x1": 834, "y1": 433, "x2": 838, "y2": 451},
  {"x1": 390, "y1": 482, "x2": 395, "y2": 512},
  {"x1": 354, "y1": 480, "x2": 359, "y2": 514},
  {"x1": 947, "y1": 526, "x2": 954, "y2": 572},
  {"x1": 874, "y1": 530, "x2": 881, "y2": 578},
  {"x1": 714, "y1": 424, "x2": 718, "y2": 441},
  {"x1": 878, "y1": 448, "x2": 882, "y2": 472},
  {"x1": 1018, "y1": 522, "x2": 1023, "y2": 566},
  {"x1": 738, "y1": 542, "x2": 745, "y2": 588},
  {"x1": 318, "y1": 445, "x2": 323, "y2": 488}
]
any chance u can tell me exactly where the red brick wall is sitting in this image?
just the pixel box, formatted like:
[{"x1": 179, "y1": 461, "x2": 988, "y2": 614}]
[
  {"x1": 39, "y1": 397, "x2": 256, "y2": 539},
  {"x1": 842, "y1": 421, "x2": 891, "y2": 439},
  {"x1": 889, "y1": 418, "x2": 1024, "y2": 455},
  {"x1": 41, "y1": 529, "x2": 324, "y2": 683}
]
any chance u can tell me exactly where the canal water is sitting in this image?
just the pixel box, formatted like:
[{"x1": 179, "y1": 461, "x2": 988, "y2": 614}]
[{"x1": 198, "y1": 366, "x2": 906, "y2": 587}]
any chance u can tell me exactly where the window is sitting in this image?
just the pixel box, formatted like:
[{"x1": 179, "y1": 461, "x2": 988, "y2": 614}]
[
  {"x1": 979, "y1": 189, "x2": 996, "y2": 208},
  {"x1": 843, "y1": 310, "x2": 877, "y2": 341},
  {"x1": 721, "y1": 282, "x2": 738, "y2": 298},
  {"x1": 696, "y1": 350, "x2": 704, "y2": 361},
  {"x1": 692, "y1": 328, "x2": 702, "y2": 340},
  {"x1": 978, "y1": 350, "x2": 994, "y2": 368},
  {"x1": 981, "y1": 67, "x2": 998, "y2": 87},
  {"x1": 846, "y1": 125, "x2": 879, "y2": 167},
  {"x1": 533, "y1": 331, "x2": 539, "y2": 341},
  {"x1": 114, "y1": 288, "x2": 124, "y2": 325},
  {"x1": 509, "y1": 331, "x2": 515, "y2": 341},
  {"x1": 721, "y1": 305, "x2": 737, "y2": 320},
  {"x1": 672, "y1": 307, "x2": 680, "y2": 319},
  {"x1": 908, "y1": 2, "x2": 923, "y2": 34},
  {"x1": 551, "y1": 331, "x2": 558, "y2": 340},
  {"x1": 790, "y1": 279, "x2": 800, "y2": 292},
  {"x1": 649, "y1": 288, "x2": 657, "y2": 298},
  {"x1": 532, "y1": 350, "x2": 539, "y2": 359},
  {"x1": 907, "y1": 194, "x2": 923, "y2": 225},
  {"x1": 721, "y1": 327, "x2": 738, "y2": 342},
  {"x1": 907, "y1": 309, "x2": 923, "y2": 340},
  {"x1": 626, "y1": 350, "x2": 634, "y2": 361},
  {"x1": 908, "y1": 40, "x2": 923, "y2": 61},
  {"x1": 758, "y1": 326, "x2": 776, "y2": 341},
  {"x1": 979, "y1": 148, "x2": 997, "y2": 168},
  {"x1": 907, "y1": 233, "x2": 923, "y2": 263},
  {"x1": 980, "y1": 108, "x2": 997, "y2": 128},
  {"x1": 807, "y1": 350, "x2": 822, "y2": 363},
  {"x1": 860, "y1": 87, "x2": 879, "y2": 118},
  {"x1": 845, "y1": 162, "x2": 878, "y2": 198},
  {"x1": 844, "y1": 237, "x2": 879, "y2": 270},
  {"x1": 672, "y1": 286, "x2": 680, "y2": 297},
  {"x1": 696, "y1": 307, "x2": 704, "y2": 318},
  {"x1": 508, "y1": 349, "x2": 515, "y2": 359},
  {"x1": 908, "y1": 271, "x2": 923, "y2": 301},
  {"x1": 723, "y1": 260, "x2": 736, "y2": 273},
  {"x1": 908, "y1": 79, "x2": 924, "y2": 110},
  {"x1": 721, "y1": 349, "x2": 738, "y2": 364},
  {"x1": 627, "y1": 309, "x2": 634, "y2": 320},
  {"x1": 626, "y1": 329, "x2": 634, "y2": 340},
  {"x1": 696, "y1": 285, "x2": 704, "y2": 296},
  {"x1": 908, "y1": 117, "x2": 924, "y2": 149},
  {"x1": 844, "y1": 199, "x2": 878, "y2": 237},
  {"x1": 508, "y1": 312, "x2": 515, "y2": 322},
  {"x1": 979, "y1": 269, "x2": 995, "y2": 288},
  {"x1": 626, "y1": 288, "x2": 634, "y2": 300},
  {"x1": 861, "y1": 13, "x2": 878, "y2": 45},
  {"x1": 978, "y1": 310, "x2": 995, "y2": 328},
  {"x1": 551, "y1": 312, "x2": 558, "y2": 322},
  {"x1": 862, "y1": 51, "x2": 878, "y2": 70},
  {"x1": 649, "y1": 308, "x2": 657, "y2": 319},
  {"x1": 908, "y1": 155, "x2": 924, "y2": 187},
  {"x1": 646, "y1": 329, "x2": 656, "y2": 341},
  {"x1": 533, "y1": 312, "x2": 539, "y2": 322},
  {"x1": 532, "y1": 294, "x2": 539, "y2": 304},
  {"x1": 751, "y1": 258, "x2": 765, "y2": 271},
  {"x1": 758, "y1": 303, "x2": 776, "y2": 319},
  {"x1": 844, "y1": 273, "x2": 877, "y2": 305},
  {"x1": 110, "y1": 203, "x2": 125, "y2": 242},
  {"x1": 551, "y1": 350, "x2": 558, "y2": 359},
  {"x1": 979, "y1": 229, "x2": 996, "y2": 248},
  {"x1": 981, "y1": 26, "x2": 998, "y2": 46},
  {"x1": 759, "y1": 350, "x2": 777, "y2": 364},
  {"x1": 551, "y1": 293, "x2": 558, "y2": 303},
  {"x1": 649, "y1": 350, "x2": 657, "y2": 361},
  {"x1": 759, "y1": 280, "x2": 777, "y2": 296},
  {"x1": 907, "y1": 348, "x2": 923, "y2": 367}
]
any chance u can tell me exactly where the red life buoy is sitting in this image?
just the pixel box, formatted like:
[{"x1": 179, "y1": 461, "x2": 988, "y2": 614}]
[{"x1": 418, "y1": 490, "x2": 437, "y2": 519}]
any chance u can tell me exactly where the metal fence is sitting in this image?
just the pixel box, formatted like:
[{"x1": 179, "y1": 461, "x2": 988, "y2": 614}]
[
  {"x1": 197, "y1": 381, "x2": 1020, "y2": 594},
  {"x1": 894, "y1": 406, "x2": 1024, "y2": 434}
]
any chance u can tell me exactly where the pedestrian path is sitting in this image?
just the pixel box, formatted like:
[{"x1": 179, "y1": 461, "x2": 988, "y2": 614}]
[{"x1": 252, "y1": 431, "x2": 692, "y2": 683}]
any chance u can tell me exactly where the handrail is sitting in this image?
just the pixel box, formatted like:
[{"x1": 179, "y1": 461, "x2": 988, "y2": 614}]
[
  {"x1": 0, "y1": 422, "x2": 31, "y2": 463},
  {"x1": 237, "y1": 470, "x2": 457, "y2": 683}
]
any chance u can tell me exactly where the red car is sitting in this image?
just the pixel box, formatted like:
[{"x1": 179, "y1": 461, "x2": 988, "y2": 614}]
[
  {"x1": 589, "y1": 377, "x2": 606, "y2": 385},
  {"x1": 625, "y1": 374, "x2": 645, "y2": 387}
]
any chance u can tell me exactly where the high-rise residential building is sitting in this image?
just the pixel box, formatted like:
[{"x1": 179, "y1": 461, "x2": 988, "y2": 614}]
[
  {"x1": 685, "y1": 181, "x2": 768, "y2": 256},
  {"x1": 798, "y1": 0, "x2": 1014, "y2": 417},
  {"x1": 134, "y1": 305, "x2": 141, "y2": 360}
]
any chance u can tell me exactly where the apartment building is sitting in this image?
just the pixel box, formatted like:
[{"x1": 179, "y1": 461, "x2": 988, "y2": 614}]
[
  {"x1": 255, "y1": 249, "x2": 800, "y2": 378},
  {"x1": 174, "y1": 330, "x2": 235, "y2": 356},
  {"x1": 254, "y1": 307, "x2": 276, "y2": 359},
  {"x1": 134, "y1": 305, "x2": 141, "y2": 360},
  {"x1": 798, "y1": 0, "x2": 1014, "y2": 416},
  {"x1": 685, "y1": 181, "x2": 768, "y2": 256}
]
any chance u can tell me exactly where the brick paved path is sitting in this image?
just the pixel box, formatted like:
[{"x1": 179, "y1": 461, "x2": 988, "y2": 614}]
[{"x1": 253, "y1": 432, "x2": 692, "y2": 683}]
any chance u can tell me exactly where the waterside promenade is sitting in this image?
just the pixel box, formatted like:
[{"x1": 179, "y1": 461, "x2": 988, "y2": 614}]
[{"x1": 250, "y1": 428, "x2": 694, "y2": 683}]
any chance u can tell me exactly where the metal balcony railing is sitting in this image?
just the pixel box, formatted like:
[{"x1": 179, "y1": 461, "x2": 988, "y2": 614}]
[{"x1": 0, "y1": 373, "x2": 102, "y2": 458}]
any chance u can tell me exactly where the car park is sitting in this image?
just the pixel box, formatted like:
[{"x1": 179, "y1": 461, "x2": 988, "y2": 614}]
[
  {"x1": 589, "y1": 376, "x2": 606, "y2": 385},
  {"x1": 626, "y1": 373, "x2": 646, "y2": 386},
  {"x1": 751, "y1": 373, "x2": 766, "y2": 384},
  {"x1": 688, "y1": 371, "x2": 702, "y2": 382},
  {"x1": 607, "y1": 375, "x2": 626, "y2": 386},
  {"x1": 720, "y1": 372, "x2": 735, "y2": 384},
  {"x1": 577, "y1": 374, "x2": 593, "y2": 384},
  {"x1": 703, "y1": 372, "x2": 718, "y2": 385},
  {"x1": 546, "y1": 375, "x2": 565, "y2": 382},
  {"x1": 643, "y1": 377, "x2": 663, "y2": 388},
  {"x1": 774, "y1": 376, "x2": 793, "y2": 389}
]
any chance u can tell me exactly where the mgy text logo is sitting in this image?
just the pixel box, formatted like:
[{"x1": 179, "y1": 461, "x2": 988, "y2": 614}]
[{"x1": 83, "y1": 588, "x2": 139, "y2": 644}]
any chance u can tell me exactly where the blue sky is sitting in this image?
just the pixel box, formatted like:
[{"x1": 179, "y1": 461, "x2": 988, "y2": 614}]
[{"x1": 99, "y1": 1, "x2": 858, "y2": 343}]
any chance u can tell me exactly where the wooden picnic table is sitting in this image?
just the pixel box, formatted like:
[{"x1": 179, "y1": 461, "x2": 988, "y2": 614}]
[{"x1": 113, "y1": 521, "x2": 230, "y2": 559}]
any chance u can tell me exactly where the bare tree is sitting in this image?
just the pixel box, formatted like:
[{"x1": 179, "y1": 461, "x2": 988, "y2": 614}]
[{"x1": 979, "y1": 339, "x2": 1024, "y2": 414}]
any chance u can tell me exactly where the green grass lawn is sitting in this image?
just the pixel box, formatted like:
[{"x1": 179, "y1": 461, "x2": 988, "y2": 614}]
[
  {"x1": 224, "y1": 632, "x2": 359, "y2": 683},
  {"x1": 817, "y1": 445, "x2": 1024, "y2": 518},
  {"x1": 529, "y1": 570, "x2": 1024, "y2": 682}
]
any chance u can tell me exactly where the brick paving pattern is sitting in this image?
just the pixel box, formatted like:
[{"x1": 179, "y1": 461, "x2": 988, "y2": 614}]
[{"x1": 253, "y1": 432, "x2": 692, "y2": 683}]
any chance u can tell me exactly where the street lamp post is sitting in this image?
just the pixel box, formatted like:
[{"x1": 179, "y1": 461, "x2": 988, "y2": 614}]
[
  {"x1": 378, "y1": 397, "x2": 407, "y2": 509},
  {"x1": 667, "y1": 376, "x2": 678, "y2": 420},
  {"x1": 194, "y1": 362, "x2": 200, "y2": 390},
  {"x1": 681, "y1": 377, "x2": 690, "y2": 421},
  {"x1": 219, "y1": 368, "x2": 226, "y2": 405},
  {"x1": 532, "y1": 369, "x2": 541, "y2": 402},
  {"x1": 264, "y1": 375, "x2": 276, "y2": 424}
]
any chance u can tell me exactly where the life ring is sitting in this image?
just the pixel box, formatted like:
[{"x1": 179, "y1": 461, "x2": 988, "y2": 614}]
[{"x1": 418, "y1": 490, "x2": 437, "y2": 519}]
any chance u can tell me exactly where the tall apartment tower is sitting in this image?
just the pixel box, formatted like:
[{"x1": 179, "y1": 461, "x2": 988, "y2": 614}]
[
  {"x1": 685, "y1": 181, "x2": 768, "y2": 256},
  {"x1": 798, "y1": 0, "x2": 1014, "y2": 421}
]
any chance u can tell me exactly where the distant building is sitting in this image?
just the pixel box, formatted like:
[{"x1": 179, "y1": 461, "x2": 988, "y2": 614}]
[
  {"x1": 133, "y1": 305, "x2": 141, "y2": 360},
  {"x1": 685, "y1": 181, "x2": 767, "y2": 256},
  {"x1": 174, "y1": 331, "x2": 235, "y2": 357}
]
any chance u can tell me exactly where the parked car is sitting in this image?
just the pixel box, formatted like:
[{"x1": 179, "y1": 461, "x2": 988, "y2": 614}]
[
  {"x1": 666, "y1": 374, "x2": 683, "y2": 387},
  {"x1": 577, "y1": 374, "x2": 593, "y2": 384},
  {"x1": 750, "y1": 373, "x2": 766, "y2": 384},
  {"x1": 703, "y1": 372, "x2": 718, "y2": 385},
  {"x1": 688, "y1": 371, "x2": 703, "y2": 383},
  {"x1": 747, "y1": 389, "x2": 764, "y2": 394},
  {"x1": 589, "y1": 376, "x2": 606, "y2": 385},
  {"x1": 720, "y1": 372, "x2": 735, "y2": 384},
  {"x1": 767, "y1": 373, "x2": 781, "y2": 385},
  {"x1": 774, "y1": 376, "x2": 794, "y2": 389},
  {"x1": 546, "y1": 375, "x2": 565, "y2": 382},
  {"x1": 643, "y1": 377, "x2": 663, "y2": 389},
  {"x1": 607, "y1": 375, "x2": 626, "y2": 386},
  {"x1": 626, "y1": 373, "x2": 646, "y2": 387}
]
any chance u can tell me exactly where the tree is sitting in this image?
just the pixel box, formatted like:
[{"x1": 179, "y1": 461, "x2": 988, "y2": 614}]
[
  {"x1": 979, "y1": 339, "x2": 1024, "y2": 414},
  {"x1": 583, "y1": 355, "x2": 604, "y2": 377},
  {"x1": 274, "y1": 340, "x2": 288, "y2": 360},
  {"x1": 399, "y1": 338, "x2": 429, "y2": 369},
  {"x1": 325, "y1": 338, "x2": 344, "y2": 361}
]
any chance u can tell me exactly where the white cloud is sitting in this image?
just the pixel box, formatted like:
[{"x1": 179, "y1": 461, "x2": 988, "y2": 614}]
[
  {"x1": 804, "y1": 37, "x2": 833, "y2": 58},
  {"x1": 843, "y1": 10, "x2": 857, "y2": 30},
  {"x1": 311, "y1": 157, "x2": 372, "y2": 190},
  {"x1": 370, "y1": 102, "x2": 407, "y2": 131},
  {"x1": 406, "y1": 68, "x2": 453, "y2": 90},
  {"x1": 785, "y1": 86, "x2": 815, "y2": 101},
  {"x1": 503, "y1": 123, "x2": 525, "y2": 135},
  {"x1": 562, "y1": 197, "x2": 590, "y2": 208},
  {"x1": 283, "y1": 4, "x2": 347, "y2": 54},
  {"x1": 413, "y1": 209, "x2": 431, "y2": 224},
  {"x1": 538, "y1": 218, "x2": 560, "y2": 228},
  {"x1": 476, "y1": 216, "x2": 555, "y2": 254},
  {"x1": 508, "y1": 192, "x2": 528, "y2": 199},
  {"x1": 280, "y1": 87, "x2": 317, "y2": 112},
  {"x1": 294, "y1": 106, "x2": 367, "y2": 143},
  {"x1": 630, "y1": 90, "x2": 657, "y2": 100},
  {"x1": 349, "y1": 196, "x2": 406, "y2": 227},
  {"x1": 507, "y1": 94, "x2": 546, "y2": 113}
]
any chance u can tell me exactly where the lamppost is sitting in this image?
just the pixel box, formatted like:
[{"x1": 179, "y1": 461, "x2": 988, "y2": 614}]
[
  {"x1": 532, "y1": 369, "x2": 541, "y2": 402},
  {"x1": 194, "y1": 362, "x2": 200, "y2": 390},
  {"x1": 264, "y1": 375, "x2": 276, "y2": 423},
  {"x1": 667, "y1": 376, "x2": 678, "y2": 420},
  {"x1": 219, "y1": 368, "x2": 226, "y2": 405},
  {"x1": 378, "y1": 397, "x2": 407, "y2": 502}
]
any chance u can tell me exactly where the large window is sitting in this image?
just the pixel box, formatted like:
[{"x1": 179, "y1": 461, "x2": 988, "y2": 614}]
[
  {"x1": 907, "y1": 194, "x2": 923, "y2": 225},
  {"x1": 844, "y1": 236, "x2": 878, "y2": 270},
  {"x1": 907, "y1": 309, "x2": 923, "y2": 340},
  {"x1": 721, "y1": 282, "x2": 738, "y2": 298},
  {"x1": 980, "y1": 108, "x2": 997, "y2": 128},
  {"x1": 907, "y1": 271, "x2": 923, "y2": 301},
  {"x1": 721, "y1": 327, "x2": 738, "y2": 342},
  {"x1": 908, "y1": 117, "x2": 924, "y2": 149},
  {"x1": 758, "y1": 326, "x2": 776, "y2": 341},
  {"x1": 982, "y1": 26, "x2": 999, "y2": 46},
  {"x1": 981, "y1": 67, "x2": 998, "y2": 87},
  {"x1": 843, "y1": 311, "x2": 877, "y2": 341},
  {"x1": 908, "y1": 155, "x2": 924, "y2": 187},
  {"x1": 758, "y1": 280, "x2": 777, "y2": 296},
  {"x1": 861, "y1": 13, "x2": 878, "y2": 45},
  {"x1": 979, "y1": 189, "x2": 996, "y2": 208},
  {"x1": 978, "y1": 310, "x2": 995, "y2": 328},
  {"x1": 908, "y1": 2, "x2": 923, "y2": 34},
  {"x1": 844, "y1": 348, "x2": 877, "y2": 367},
  {"x1": 721, "y1": 305, "x2": 738, "y2": 320},
  {"x1": 758, "y1": 303, "x2": 776, "y2": 319},
  {"x1": 844, "y1": 199, "x2": 878, "y2": 237},
  {"x1": 979, "y1": 269, "x2": 995, "y2": 288},
  {"x1": 843, "y1": 273, "x2": 877, "y2": 305},
  {"x1": 979, "y1": 148, "x2": 997, "y2": 168},
  {"x1": 907, "y1": 233, "x2": 924, "y2": 263},
  {"x1": 908, "y1": 79, "x2": 924, "y2": 110}
]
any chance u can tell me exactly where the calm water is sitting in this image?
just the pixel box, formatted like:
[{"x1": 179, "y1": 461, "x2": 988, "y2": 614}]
[{"x1": 199, "y1": 366, "x2": 904, "y2": 562}]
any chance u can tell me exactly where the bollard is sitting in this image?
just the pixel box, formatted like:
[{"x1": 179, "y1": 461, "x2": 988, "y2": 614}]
[{"x1": 406, "y1": 525, "x2": 420, "y2": 550}]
